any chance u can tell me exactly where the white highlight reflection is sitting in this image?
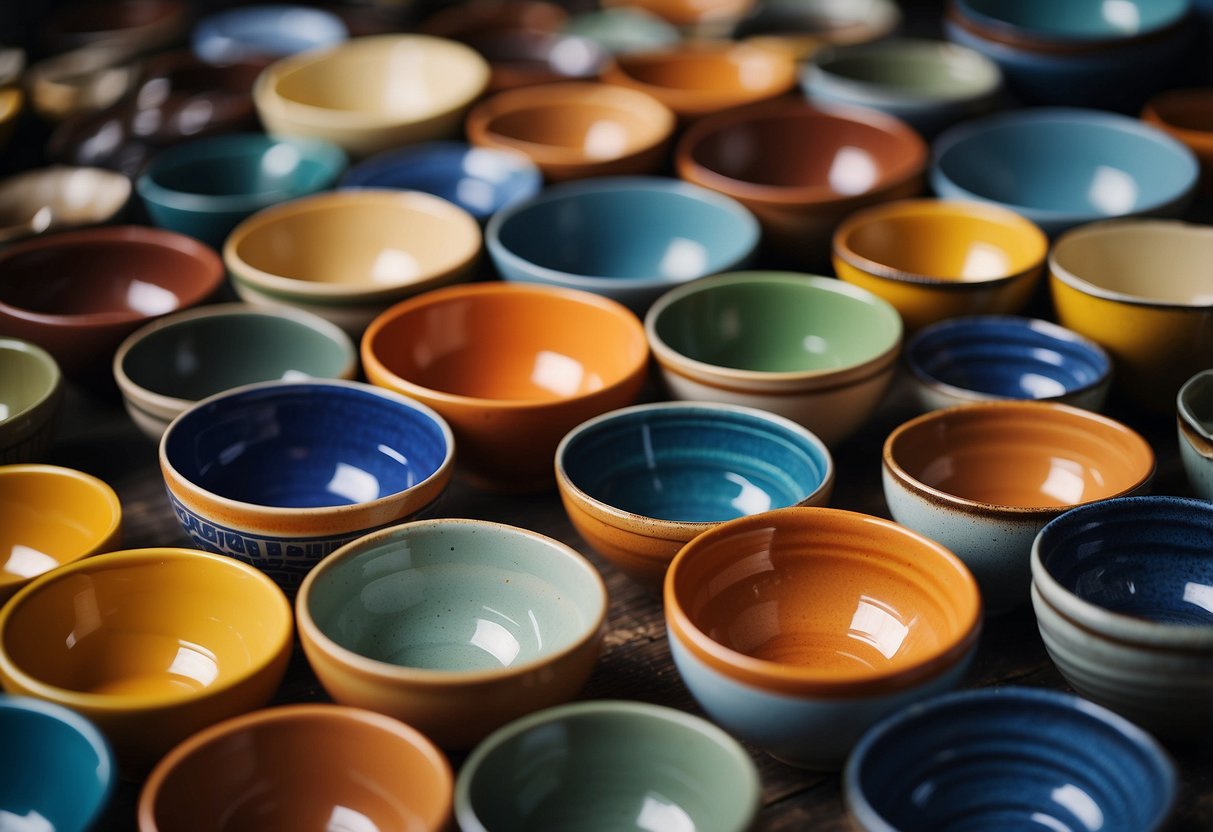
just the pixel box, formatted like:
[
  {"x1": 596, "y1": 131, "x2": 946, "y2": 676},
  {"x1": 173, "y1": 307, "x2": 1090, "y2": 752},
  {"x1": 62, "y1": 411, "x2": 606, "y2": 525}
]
[
  {"x1": 848, "y1": 597, "x2": 910, "y2": 660},
  {"x1": 637, "y1": 794, "x2": 695, "y2": 832},
  {"x1": 583, "y1": 120, "x2": 630, "y2": 159},
  {"x1": 2, "y1": 545, "x2": 58, "y2": 579},
  {"x1": 725, "y1": 472, "x2": 772, "y2": 515},
  {"x1": 125, "y1": 281, "x2": 179, "y2": 315},
  {"x1": 958, "y1": 242, "x2": 1012, "y2": 279},
  {"x1": 1039, "y1": 458, "x2": 1089, "y2": 504},
  {"x1": 1087, "y1": 166, "x2": 1138, "y2": 215},
  {"x1": 326, "y1": 805, "x2": 381, "y2": 832},
  {"x1": 167, "y1": 642, "x2": 219, "y2": 687},
  {"x1": 1101, "y1": 0, "x2": 1141, "y2": 33},
  {"x1": 531, "y1": 350, "x2": 591, "y2": 396},
  {"x1": 658, "y1": 238, "x2": 709, "y2": 278},
  {"x1": 326, "y1": 462, "x2": 380, "y2": 503},
  {"x1": 471, "y1": 617, "x2": 521, "y2": 666},
  {"x1": 828, "y1": 147, "x2": 879, "y2": 195},
  {"x1": 369, "y1": 248, "x2": 420, "y2": 283},
  {"x1": 1182, "y1": 582, "x2": 1213, "y2": 615},
  {"x1": 262, "y1": 144, "x2": 301, "y2": 177},
  {"x1": 1051, "y1": 783, "x2": 1105, "y2": 831},
  {"x1": 0, "y1": 810, "x2": 54, "y2": 832}
]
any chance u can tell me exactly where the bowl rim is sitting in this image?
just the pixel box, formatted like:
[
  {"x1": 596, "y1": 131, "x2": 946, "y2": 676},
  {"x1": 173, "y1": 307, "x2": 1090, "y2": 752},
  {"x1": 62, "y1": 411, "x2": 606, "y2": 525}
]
[
  {"x1": 883, "y1": 400, "x2": 1156, "y2": 517},
  {"x1": 337, "y1": 140, "x2": 543, "y2": 195},
  {"x1": 1142, "y1": 87, "x2": 1213, "y2": 145},
  {"x1": 948, "y1": 0, "x2": 1191, "y2": 50},
  {"x1": 0, "y1": 165, "x2": 133, "y2": 241},
  {"x1": 295, "y1": 517, "x2": 609, "y2": 686},
  {"x1": 0, "y1": 547, "x2": 293, "y2": 711},
  {"x1": 485, "y1": 175, "x2": 761, "y2": 291},
  {"x1": 1178, "y1": 368, "x2": 1213, "y2": 442},
  {"x1": 0, "y1": 337, "x2": 64, "y2": 425},
  {"x1": 453, "y1": 699, "x2": 761, "y2": 832}
]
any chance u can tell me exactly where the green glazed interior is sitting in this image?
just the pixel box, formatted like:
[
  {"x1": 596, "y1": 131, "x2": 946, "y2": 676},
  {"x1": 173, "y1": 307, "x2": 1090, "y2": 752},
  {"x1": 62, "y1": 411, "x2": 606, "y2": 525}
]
[
  {"x1": 821, "y1": 43, "x2": 997, "y2": 97},
  {"x1": 0, "y1": 339, "x2": 59, "y2": 419}
]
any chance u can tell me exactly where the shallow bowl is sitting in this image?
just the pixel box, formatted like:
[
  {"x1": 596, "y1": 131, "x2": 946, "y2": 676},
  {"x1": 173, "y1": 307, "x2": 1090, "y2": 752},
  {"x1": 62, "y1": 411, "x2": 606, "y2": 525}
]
[
  {"x1": 0, "y1": 339, "x2": 64, "y2": 464},
  {"x1": 191, "y1": 4, "x2": 349, "y2": 64},
  {"x1": 1178, "y1": 369, "x2": 1213, "y2": 500},
  {"x1": 0, "y1": 166, "x2": 131, "y2": 246}
]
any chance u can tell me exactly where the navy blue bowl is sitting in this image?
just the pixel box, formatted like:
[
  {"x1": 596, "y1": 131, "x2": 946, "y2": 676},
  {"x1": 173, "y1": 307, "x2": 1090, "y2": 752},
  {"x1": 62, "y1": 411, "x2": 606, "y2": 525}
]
[
  {"x1": 192, "y1": 4, "x2": 348, "y2": 64},
  {"x1": 844, "y1": 686, "x2": 1177, "y2": 832},
  {"x1": 338, "y1": 141, "x2": 542, "y2": 222}
]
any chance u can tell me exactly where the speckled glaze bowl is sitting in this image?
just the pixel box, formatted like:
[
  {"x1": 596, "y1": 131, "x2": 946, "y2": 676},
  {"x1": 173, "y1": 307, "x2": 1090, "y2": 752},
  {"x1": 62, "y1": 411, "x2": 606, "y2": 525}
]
[
  {"x1": 0, "y1": 339, "x2": 64, "y2": 465},
  {"x1": 1178, "y1": 369, "x2": 1213, "y2": 501}
]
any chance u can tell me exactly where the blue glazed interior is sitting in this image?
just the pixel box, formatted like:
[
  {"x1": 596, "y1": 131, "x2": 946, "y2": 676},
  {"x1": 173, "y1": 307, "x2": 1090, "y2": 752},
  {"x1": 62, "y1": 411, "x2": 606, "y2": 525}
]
[
  {"x1": 563, "y1": 407, "x2": 830, "y2": 521},
  {"x1": 165, "y1": 384, "x2": 448, "y2": 508},
  {"x1": 958, "y1": 0, "x2": 1188, "y2": 40},
  {"x1": 1037, "y1": 497, "x2": 1213, "y2": 625},
  {"x1": 192, "y1": 5, "x2": 348, "y2": 62},
  {"x1": 147, "y1": 136, "x2": 345, "y2": 200}
]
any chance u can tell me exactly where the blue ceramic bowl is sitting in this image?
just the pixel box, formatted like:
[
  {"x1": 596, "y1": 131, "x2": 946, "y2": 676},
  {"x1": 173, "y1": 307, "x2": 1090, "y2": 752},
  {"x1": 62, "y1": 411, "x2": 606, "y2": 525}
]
[
  {"x1": 844, "y1": 686, "x2": 1177, "y2": 832},
  {"x1": 905, "y1": 315, "x2": 1112, "y2": 411},
  {"x1": 191, "y1": 4, "x2": 348, "y2": 64},
  {"x1": 931, "y1": 108, "x2": 1199, "y2": 235},
  {"x1": 486, "y1": 177, "x2": 761, "y2": 312},
  {"x1": 0, "y1": 694, "x2": 115, "y2": 831},
  {"x1": 137, "y1": 134, "x2": 348, "y2": 247},
  {"x1": 953, "y1": 0, "x2": 1190, "y2": 45},
  {"x1": 338, "y1": 141, "x2": 542, "y2": 223}
]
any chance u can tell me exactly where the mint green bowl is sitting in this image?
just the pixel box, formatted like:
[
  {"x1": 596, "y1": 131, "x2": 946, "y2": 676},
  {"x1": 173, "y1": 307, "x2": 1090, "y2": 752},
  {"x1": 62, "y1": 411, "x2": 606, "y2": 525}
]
[{"x1": 0, "y1": 338, "x2": 63, "y2": 464}]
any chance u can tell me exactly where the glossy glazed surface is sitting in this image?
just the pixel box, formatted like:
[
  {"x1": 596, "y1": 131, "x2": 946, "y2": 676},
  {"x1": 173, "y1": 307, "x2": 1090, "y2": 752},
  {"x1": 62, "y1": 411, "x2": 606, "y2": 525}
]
[
  {"x1": 458, "y1": 30, "x2": 608, "y2": 92},
  {"x1": 456, "y1": 701, "x2": 760, "y2": 832},
  {"x1": 956, "y1": 0, "x2": 1188, "y2": 42},
  {"x1": 731, "y1": 0, "x2": 901, "y2": 56},
  {"x1": 0, "y1": 339, "x2": 63, "y2": 462},
  {"x1": 192, "y1": 4, "x2": 349, "y2": 63},
  {"x1": 0, "y1": 166, "x2": 130, "y2": 244},
  {"x1": 1179, "y1": 370, "x2": 1213, "y2": 500}
]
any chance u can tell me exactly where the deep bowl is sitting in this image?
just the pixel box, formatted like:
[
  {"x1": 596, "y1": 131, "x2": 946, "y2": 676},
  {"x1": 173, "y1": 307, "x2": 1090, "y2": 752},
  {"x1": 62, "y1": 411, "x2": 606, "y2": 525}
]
[
  {"x1": 160, "y1": 380, "x2": 455, "y2": 593},
  {"x1": 1178, "y1": 369, "x2": 1213, "y2": 500},
  {"x1": 297, "y1": 518, "x2": 608, "y2": 748},
  {"x1": 191, "y1": 4, "x2": 349, "y2": 63},
  {"x1": 0, "y1": 339, "x2": 64, "y2": 465},
  {"x1": 0, "y1": 166, "x2": 131, "y2": 245}
]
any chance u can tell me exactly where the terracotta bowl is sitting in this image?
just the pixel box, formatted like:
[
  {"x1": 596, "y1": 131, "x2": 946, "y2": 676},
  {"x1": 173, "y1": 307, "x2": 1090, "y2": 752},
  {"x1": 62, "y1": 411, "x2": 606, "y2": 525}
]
[
  {"x1": 1142, "y1": 88, "x2": 1213, "y2": 195},
  {"x1": 0, "y1": 166, "x2": 131, "y2": 245}
]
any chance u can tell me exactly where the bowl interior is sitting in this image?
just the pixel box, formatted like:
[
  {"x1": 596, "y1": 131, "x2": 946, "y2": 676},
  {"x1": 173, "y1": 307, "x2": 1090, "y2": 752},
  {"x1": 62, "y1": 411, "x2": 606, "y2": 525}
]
[
  {"x1": 145, "y1": 137, "x2": 344, "y2": 201},
  {"x1": 0, "y1": 341, "x2": 58, "y2": 416},
  {"x1": 306, "y1": 522, "x2": 603, "y2": 672},
  {"x1": 164, "y1": 384, "x2": 448, "y2": 508},
  {"x1": 615, "y1": 48, "x2": 790, "y2": 94},
  {"x1": 958, "y1": 0, "x2": 1186, "y2": 40},
  {"x1": 482, "y1": 99, "x2": 656, "y2": 154},
  {"x1": 0, "y1": 167, "x2": 130, "y2": 228},
  {"x1": 562, "y1": 406, "x2": 830, "y2": 521},
  {"x1": 814, "y1": 41, "x2": 998, "y2": 99},
  {"x1": 1051, "y1": 222, "x2": 1213, "y2": 305},
  {"x1": 194, "y1": 5, "x2": 348, "y2": 61}
]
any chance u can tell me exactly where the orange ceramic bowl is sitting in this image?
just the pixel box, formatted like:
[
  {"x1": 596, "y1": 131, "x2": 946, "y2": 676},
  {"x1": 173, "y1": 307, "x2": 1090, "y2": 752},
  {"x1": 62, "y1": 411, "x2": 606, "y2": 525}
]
[
  {"x1": 1142, "y1": 88, "x2": 1213, "y2": 195},
  {"x1": 665, "y1": 506, "x2": 982, "y2": 769},
  {"x1": 362, "y1": 282, "x2": 649, "y2": 491}
]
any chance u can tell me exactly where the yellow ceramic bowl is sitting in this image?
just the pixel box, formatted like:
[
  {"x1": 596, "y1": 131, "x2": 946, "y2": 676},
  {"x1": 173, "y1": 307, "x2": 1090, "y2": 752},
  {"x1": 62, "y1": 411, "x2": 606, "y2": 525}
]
[
  {"x1": 1049, "y1": 219, "x2": 1213, "y2": 407},
  {"x1": 832, "y1": 199, "x2": 1048, "y2": 331},
  {"x1": 253, "y1": 35, "x2": 491, "y2": 158},
  {"x1": 0, "y1": 548, "x2": 292, "y2": 777},
  {"x1": 0, "y1": 464, "x2": 122, "y2": 605}
]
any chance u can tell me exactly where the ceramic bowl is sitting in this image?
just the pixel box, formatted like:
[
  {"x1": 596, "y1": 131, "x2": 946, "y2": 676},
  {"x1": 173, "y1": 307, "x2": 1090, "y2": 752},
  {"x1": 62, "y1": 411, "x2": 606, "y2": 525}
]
[
  {"x1": 486, "y1": 176, "x2": 760, "y2": 312},
  {"x1": 831, "y1": 198, "x2": 1048, "y2": 331},
  {"x1": 844, "y1": 686, "x2": 1177, "y2": 831},
  {"x1": 192, "y1": 4, "x2": 349, "y2": 63},
  {"x1": 253, "y1": 34, "x2": 491, "y2": 158},
  {"x1": 601, "y1": 0, "x2": 754, "y2": 35},
  {"x1": 1142, "y1": 88, "x2": 1213, "y2": 194},
  {"x1": 665, "y1": 506, "x2": 982, "y2": 769},
  {"x1": 951, "y1": 0, "x2": 1189, "y2": 46},
  {"x1": 136, "y1": 134, "x2": 348, "y2": 248},
  {"x1": 114, "y1": 303, "x2": 358, "y2": 441},
  {"x1": 677, "y1": 100, "x2": 927, "y2": 266},
  {"x1": 556, "y1": 401, "x2": 834, "y2": 587},
  {"x1": 455, "y1": 30, "x2": 610, "y2": 93},
  {"x1": 418, "y1": 0, "x2": 569, "y2": 39},
  {"x1": 42, "y1": 0, "x2": 188, "y2": 55},
  {"x1": 731, "y1": 0, "x2": 902, "y2": 59},
  {"x1": 802, "y1": 38, "x2": 1003, "y2": 137},
  {"x1": 0, "y1": 87, "x2": 21, "y2": 154},
  {"x1": 905, "y1": 316, "x2": 1112, "y2": 412},
  {"x1": 561, "y1": 8, "x2": 681, "y2": 55},
  {"x1": 296, "y1": 518, "x2": 608, "y2": 748},
  {"x1": 465, "y1": 82, "x2": 675, "y2": 182},
  {"x1": 338, "y1": 141, "x2": 542, "y2": 223},
  {"x1": 1178, "y1": 369, "x2": 1213, "y2": 500},
  {"x1": 160, "y1": 379, "x2": 455, "y2": 593},
  {"x1": 883, "y1": 401, "x2": 1155, "y2": 615},
  {"x1": 0, "y1": 166, "x2": 131, "y2": 245},
  {"x1": 1048, "y1": 219, "x2": 1213, "y2": 406},
  {"x1": 0, "y1": 340, "x2": 63, "y2": 465},
  {"x1": 931, "y1": 108, "x2": 1199, "y2": 236},
  {"x1": 0, "y1": 464, "x2": 121, "y2": 605},
  {"x1": 0, "y1": 548, "x2": 292, "y2": 777},
  {"x1": 645, "y1": 271, "x2": 902, "y2": 446},
  {"x1": 224, "y1": 189, "x2": 481, "y2": 336},
  {"x1": 362, "y1": 282, "x2": 649, "y2": 492},
  {"x1": 0, "y1": 46, "x2": 24, "y2": 88},
  {"x1": 26, "y1": 44, "x2": 140, "y2": 122},
  {"x1": 0, "y1": 226, "x2": 224, "y2": 386},
  {"x1": 601, "y1": 41, "x2": 799, "y2": 122},
  {"x1": 455, "y1": 701, "x2": 761, "y2": 832},
  {"x1": 1031, "y1": 495, "x2": 1213, "y2": 740},
  {"x1": 0, "y1": 695, "x2": 115, "y2": 832},
  {"x1": 139, "y1": 704, "x2": 452, "y2": 831}
]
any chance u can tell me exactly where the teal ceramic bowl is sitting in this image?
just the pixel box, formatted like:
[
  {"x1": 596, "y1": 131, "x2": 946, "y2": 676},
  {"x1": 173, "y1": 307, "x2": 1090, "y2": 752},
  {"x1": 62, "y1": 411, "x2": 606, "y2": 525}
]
[
  {"x1": 136, "y1": 133, "x2": 348, "y2": 247},
  {"x1": 0, "y1": 338, "x2": 63, "y2": 465},
  {"x1": 455, "y1": 700, "x2": 761, "y2": 832}
]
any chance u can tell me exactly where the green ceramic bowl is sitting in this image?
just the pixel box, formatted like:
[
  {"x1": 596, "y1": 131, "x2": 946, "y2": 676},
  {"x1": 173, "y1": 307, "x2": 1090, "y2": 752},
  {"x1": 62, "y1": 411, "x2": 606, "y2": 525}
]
[{"x1": 0, "y1": 338, "x2": 64, "y2": 464}]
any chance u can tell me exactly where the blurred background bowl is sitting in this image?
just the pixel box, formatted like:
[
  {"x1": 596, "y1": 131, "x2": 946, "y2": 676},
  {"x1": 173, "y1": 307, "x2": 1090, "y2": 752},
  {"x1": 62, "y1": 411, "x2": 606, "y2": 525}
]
[
  {"x1": 191, "y1": 4, "x2": 349, "y2": 64},
  {"x1": 0, "y1": 166, "x2": 131, "y2": 245},
  {"x1": 0, "y1": 339, "x2": 64, "y2": 464},
  {"x1": 26, "y1": 44, "x2": 140, "y2": 123},
  {"x1": 42, "y1": 0, "x2": 188, "y2": 55},
  {"x1": 1178, "y1": 369, "x2": 1213, "y2": 500},
  {"x1": 0, "y1": 87, "x2": 22, "y2": 154},
  {"x1": 731, "y1": 0, "x2": 902, "y2": 59},
  {"x1": 1142, "y1": 88, "x2": 1213, "y2": 194},
  {"x1": 561, "y1": 7, "x2": 680, "y2": 55}
]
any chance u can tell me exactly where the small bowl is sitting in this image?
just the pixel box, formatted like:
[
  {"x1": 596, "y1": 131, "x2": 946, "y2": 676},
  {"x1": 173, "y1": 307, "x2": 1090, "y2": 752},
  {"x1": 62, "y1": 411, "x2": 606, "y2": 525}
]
[
  {"x1": 665, "y1": 506, "x2": 982, "y2": 769},
  {"x1": 26, "y1": 44, "x2": 141, "y2": 122},
  {"x1": 42, "y1": 0, "x2": 188, "y2": 55},
  {"x1": 1142, "y1": 88, "x2": 1213, "y2": 194},
  {"x1": 645, "y1": 271, "x2": 902, "y2": 446},
  {"x1": 457, "y1": 30, "x2": 610, "y2": 93},
  {"x1": 731, "y1": 0, "x2": 902, "y2": 59},
  {"x1": 114, "y1": 303, "x2": 358, "y2": 441},
  {"x1": 556, "y1": 401, "x2": 834, "y2": 586},
  {"x1": 0, "y1": 464, "x2": 121, "y2": 606},
  {"x1": 0, "y1": 166, "x2": 131, "y2": 245},
  {"x1": 561, "y1": 8, "x2": 681, "y2": 55},
  {"x1": 160, "y1": 379, "x2": 455, "y2": 593},
  {"x1": 455, "y1": 701, "x2": 761, "y2": 832},
  {"x1": 0, "y1": 548, "x2": 293, "y2": 777},
  {"x1": 254, "y1": 34, "x2": 491, "y2": 158},
  {"x1": 1178, "y1": 369, "x2": 1213, "y2": 500},
  {"x1": 362, "y1": 282, "x2": 649, "y2": 492},
  {"x1": 297, "y1": 518, "x2": 608, "y2": 748},
  {"x1": 224, "y1": 189, "x2": 481, "y2": 336},
  {"x1": 1031, "y1": 495, "x2": 1213, "y2": 740},
  {"x1": 677, "y1": 99, "x2": 927, "y2": 266},
  {"x1": 139, "y1": 704, "x2": 452, "y2": 831},
  {"x1": 931, "y1": 108, "x2": 1200, "y2": 236},
  {"x1": 905, "y1": 316, "x2": 1112, "y2": 412},
  {"x1": 0, "y1": 339, "x2": 64, "y2": 464},
  {"x1": 0, "y1": 226, "x2": 225, "y2": 386},
  {"x1": 136, "y1": 134, "x2": 348, "y2": 248},
  {"x1": 486, "y1": 176, "x2": 760, "y2": 312},
  {"x1": 191, "y1": 4, "x2": 350, "y2": 64},
  {"x1": 883, "y1": 401, "x2": 1155, "y2": 615},
  {"x1": 338, "y1": 141, "x2": 542, "y2": 223},
  {"x1": 0, "y1": 695, "x2": 115, "y2": 831},
  {"x1": 844, "y1": 686, "x2": 1177, "y2": 831},
  {"x1": 465, "y1": 81, "x2": 675, "y2": 182},
  {"x1": 831, "y1": 198, "x2": 1048, "y2": 331},
  {"x1": 1048, "y1": 219, "x2": 1213, "y2": 406}
]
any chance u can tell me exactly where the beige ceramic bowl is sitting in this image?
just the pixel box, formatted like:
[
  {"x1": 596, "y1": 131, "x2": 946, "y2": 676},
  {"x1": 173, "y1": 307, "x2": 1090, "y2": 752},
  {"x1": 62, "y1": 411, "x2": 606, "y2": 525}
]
[
  {"x1": 253, "y1": 34, "x2": 491, "y2": 158},
  {"x1": 0, "y1": 166, "x2": 131, "y2": 245},
  {"x1": 466, "y1": 82, "x2": 675, "y2": 182},
  {"x1": 26, "y1": 44, "x2": 141, "y2": 122}
]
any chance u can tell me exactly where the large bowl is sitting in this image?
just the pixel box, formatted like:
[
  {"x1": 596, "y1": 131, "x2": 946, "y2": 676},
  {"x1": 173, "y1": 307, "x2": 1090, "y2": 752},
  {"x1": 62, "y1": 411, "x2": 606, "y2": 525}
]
[
  {"x1": 0, "y1": 339, "x2": 64, "y2": 465},
  {"x1": 1178, "y1": 369, "x2": 1213, "y2": 501}
]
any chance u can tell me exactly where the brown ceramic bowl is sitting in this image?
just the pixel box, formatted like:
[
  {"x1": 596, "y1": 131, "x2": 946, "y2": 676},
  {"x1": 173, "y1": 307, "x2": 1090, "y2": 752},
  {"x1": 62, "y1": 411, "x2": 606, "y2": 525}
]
[
  {"x1": 466, "y1": 81, "x2": 675, "y2": 181},
  {"x1": 0, "y1": 226, "x2": 224, "y2": 386},
  {"x1": 676, "y1": 100, "x2": 927, "y2": 265},
  {"x1": 418, "y1": 0, "x2": 569, "y2": 39},
  {"x1": 41, "y1": 0, "x2": 189, "y2": 55},
  {"x1": 1143, "y1": 89, "x2": 1213, "y2": 195}
]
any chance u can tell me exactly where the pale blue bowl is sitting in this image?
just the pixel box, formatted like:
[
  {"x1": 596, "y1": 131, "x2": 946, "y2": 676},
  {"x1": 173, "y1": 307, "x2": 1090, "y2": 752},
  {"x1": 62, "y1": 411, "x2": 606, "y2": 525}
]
[{"x1": 192, "y1": 4, "x2": 348, "y2": 64}]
